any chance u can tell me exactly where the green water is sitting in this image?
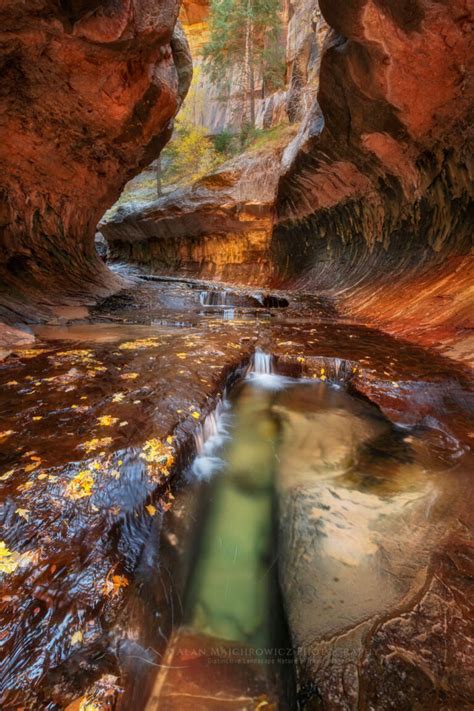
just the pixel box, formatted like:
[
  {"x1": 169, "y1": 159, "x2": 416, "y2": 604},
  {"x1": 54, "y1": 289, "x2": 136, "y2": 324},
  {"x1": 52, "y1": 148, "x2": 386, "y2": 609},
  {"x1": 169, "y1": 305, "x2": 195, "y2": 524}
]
[{"x1": 185, "y1": 381, "x2": 280, "y2": 647}]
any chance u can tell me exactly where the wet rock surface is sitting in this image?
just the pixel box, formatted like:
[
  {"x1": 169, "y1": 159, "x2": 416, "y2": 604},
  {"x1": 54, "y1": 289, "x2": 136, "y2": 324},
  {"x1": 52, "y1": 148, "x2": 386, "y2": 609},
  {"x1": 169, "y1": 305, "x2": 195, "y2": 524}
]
[
  {"x1": 274, "y1": 382, "x2": 473, "y2": 709},
  {"x1": 0, "y1": 0, "x2": 191, "y2": 325},
  {"x1": 0, "y1": 279, "x2": 472, "y2": 708}
]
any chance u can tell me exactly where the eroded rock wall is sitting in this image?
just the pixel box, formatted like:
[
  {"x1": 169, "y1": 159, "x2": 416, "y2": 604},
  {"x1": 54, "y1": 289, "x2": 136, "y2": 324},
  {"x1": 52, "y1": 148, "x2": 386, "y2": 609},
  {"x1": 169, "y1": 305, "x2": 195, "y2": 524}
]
[
  {"x1": 274, "y1": 0, "x2": 473, "y2": 359},
  {"x1": 0, "y1": 0, "x2": 191, "y2": 324},
  {"x1": 101, "y1": 148, "x2": 282, "y2": 283}
]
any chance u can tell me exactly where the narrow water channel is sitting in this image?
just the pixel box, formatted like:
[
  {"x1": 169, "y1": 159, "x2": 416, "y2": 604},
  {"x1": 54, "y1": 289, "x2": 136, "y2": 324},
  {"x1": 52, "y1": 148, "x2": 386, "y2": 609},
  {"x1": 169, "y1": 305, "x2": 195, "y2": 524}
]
[{"x1": 130, "y1": 352, "x2": 446, "y2": 710}]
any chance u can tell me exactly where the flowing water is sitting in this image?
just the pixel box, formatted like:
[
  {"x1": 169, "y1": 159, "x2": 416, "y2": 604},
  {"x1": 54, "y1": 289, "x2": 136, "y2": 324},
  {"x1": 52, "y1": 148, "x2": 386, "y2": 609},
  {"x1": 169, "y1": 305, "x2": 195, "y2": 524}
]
[
  {"x1": 0, "y1": 277, "x2": 472, "y2": 709},
  {"x1": 117, "y1": 357, "x2": 468, "y2": 709}
]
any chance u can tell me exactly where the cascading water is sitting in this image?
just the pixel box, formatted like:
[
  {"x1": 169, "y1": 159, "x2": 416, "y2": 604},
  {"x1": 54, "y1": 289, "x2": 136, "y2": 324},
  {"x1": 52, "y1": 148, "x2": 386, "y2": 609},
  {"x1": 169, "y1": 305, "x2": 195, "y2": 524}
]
[
  {"x1": 199, "y1": 290, "x2": 228, "y2": 306},
  {"x1": 192, "y1": 398, "x2": 232, "y2": 480},
  {"x1": 250, "y1": 347, "x2": 274, "y2": 374}
]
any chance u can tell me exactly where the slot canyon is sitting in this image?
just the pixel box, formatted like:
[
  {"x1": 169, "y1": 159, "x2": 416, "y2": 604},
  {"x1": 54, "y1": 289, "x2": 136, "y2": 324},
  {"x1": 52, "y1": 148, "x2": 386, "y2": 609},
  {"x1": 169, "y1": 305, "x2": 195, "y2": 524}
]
[{"x1": 0, "y1": 0, "x2": 472, "y2": 709}]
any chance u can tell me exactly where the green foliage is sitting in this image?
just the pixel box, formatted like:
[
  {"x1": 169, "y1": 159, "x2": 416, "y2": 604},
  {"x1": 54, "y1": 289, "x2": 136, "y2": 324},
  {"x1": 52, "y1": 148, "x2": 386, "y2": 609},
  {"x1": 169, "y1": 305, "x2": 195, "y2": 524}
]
[
  {"x1": 262, "y1": 40, "x2": 286, "y2": 92},
  {"x1": 212, "y1": 129, "x2": 238, "y2": 155},
  {"x1": 161, "y1": 117, "x2": 222, "y2": 185},
  {"x1": 202, "y1": 0, "x2": 285, "y2": 125}
]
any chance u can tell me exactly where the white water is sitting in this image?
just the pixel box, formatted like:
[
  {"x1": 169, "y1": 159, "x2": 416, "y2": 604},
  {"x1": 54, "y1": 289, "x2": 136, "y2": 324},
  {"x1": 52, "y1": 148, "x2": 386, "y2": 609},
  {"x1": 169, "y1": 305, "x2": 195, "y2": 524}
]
[
  {"x1": 199, "y1": 290, "x2": 228, "y2": 306},
  {"x1": 192, "y1": 398, "x2": 232, "y2": 480},
  {"x1": 250, "y1": 348, "x2": 274, "y2": 374}
]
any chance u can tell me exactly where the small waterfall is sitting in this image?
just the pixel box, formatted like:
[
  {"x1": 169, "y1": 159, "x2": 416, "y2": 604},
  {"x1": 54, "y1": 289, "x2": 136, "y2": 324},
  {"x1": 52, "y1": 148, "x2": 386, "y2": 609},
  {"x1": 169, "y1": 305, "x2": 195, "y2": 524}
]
[
  {"x1": 199, "y1": 290, "x2": 228, "y2": 306},
  {"x1": 192, "y1": 398, "x2": 231, "y2": 480},
  {"x1": 250, "y1": 348, "x2": 274, "y2": 375}
]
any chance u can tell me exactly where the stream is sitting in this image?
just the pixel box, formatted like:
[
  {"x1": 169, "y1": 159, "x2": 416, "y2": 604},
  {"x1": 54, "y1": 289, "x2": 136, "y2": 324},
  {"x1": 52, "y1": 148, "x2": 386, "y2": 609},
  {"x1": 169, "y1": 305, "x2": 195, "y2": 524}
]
[{"x1": 0, "y1": 276, "x2": 472, "y2": 709}]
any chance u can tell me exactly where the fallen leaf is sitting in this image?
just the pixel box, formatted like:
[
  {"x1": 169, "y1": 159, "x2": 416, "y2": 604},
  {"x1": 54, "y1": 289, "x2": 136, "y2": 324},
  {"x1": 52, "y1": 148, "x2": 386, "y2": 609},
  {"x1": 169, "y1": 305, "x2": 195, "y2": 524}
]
[
  {"x1": 71, "y1": 630, "x2": 83, "y2": 645},
  {"x1": 66, "y1": 471, "x2": 94, "y2": 500},
  {"x1": 0, "y1": 541, "x2": 19, "y2": 574},
  {"x1": 112, "y1": 392, "x2": 125, "y2": 403},
  {"x1": 119, "y1": 338, "x2": 159, "y2": 350},
  {"x1": 32, "y1": 416, "x2": 43, "y2": 421},
  {"x1": 145, "y1": 504, "x2": 156, "y2": 516},
  {"x1": 120, "y1": 372, "x2": 139, "y2": 380},
  {"x1": 0, "y1": 470, "x2": 14, "y2": 481},
  {"x1": 97, "y1": 415, "x2": 118, "y2": 427},
  {"x1": 103, "y1": 573, "x2": 129, "y2": 597},
  {"x1": 81, "y1": 437, "x2": 112, "y2": 453},
  {"x1": 191, "y1": 411, "x2": 200, "y2": 420},
  {"x1": 15, "y1": 508, "x2": 29, "y2": 521}
]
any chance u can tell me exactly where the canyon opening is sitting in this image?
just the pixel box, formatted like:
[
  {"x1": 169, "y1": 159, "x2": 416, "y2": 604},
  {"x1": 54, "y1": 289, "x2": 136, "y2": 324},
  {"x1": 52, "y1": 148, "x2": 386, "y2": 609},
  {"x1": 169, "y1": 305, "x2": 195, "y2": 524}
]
[{"x1": 0, "y1": 1, "x2": 472, "y2": 709}]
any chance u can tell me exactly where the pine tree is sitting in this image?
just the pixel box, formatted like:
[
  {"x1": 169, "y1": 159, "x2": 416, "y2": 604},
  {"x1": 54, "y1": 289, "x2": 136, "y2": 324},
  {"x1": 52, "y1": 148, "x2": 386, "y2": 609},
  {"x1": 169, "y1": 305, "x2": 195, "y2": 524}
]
[{"x1": 202, "y1": 0, "x2": 284, "y2": 130}]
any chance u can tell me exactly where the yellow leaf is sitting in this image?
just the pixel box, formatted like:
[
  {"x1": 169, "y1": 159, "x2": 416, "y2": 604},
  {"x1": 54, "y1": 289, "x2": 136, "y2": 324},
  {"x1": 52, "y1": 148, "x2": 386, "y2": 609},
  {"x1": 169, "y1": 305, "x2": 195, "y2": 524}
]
[
  {"x1": 66, "y1": 471, "x2": 94, "y2": 500},
  {"x1": 320, "y1": 368, "x2": 325, "y2": 375},
  {"x1": 191, "y1": 411, "x2": 200, "y2": 420},
  {"x1": 71, "y1": 630, "x2": 83, "y2": 645},
  {"x1": 146, "y1": 504, "x2": 156, "y2": 516},
  {"x1": 103, "y1": 573, "x2": 129, "y2": 597},
  {"x1": 0, "y1": 430, "x2": 15, "y2": 440},
  {"x1": 320, "y1": 375, "x2": 327, "y2": 381},
  {"x1": 140, "y1": 439, "x2": 175, "y2": 475},
  {"x1": 16, "y1": 508, "x2": 29, "y2": 521},
  {"x1": 120, "y1": 372, "x2": 139, "y2": 380},
  {"x1": 78, "y1": 700, "x2": 100, "y2": 711},
  {"x1": 0, "y1": 470, "x2": 14, "y2": 481},
  {"x1": 81, "y1": 437, "x2": 112, "y2": 453},
  {"x1": 0, "y1": 541, "x2": 19, "y2": 574},
  {"x1": 97, "y1": 415, "x2": 118, "y2": 427},
  {"x1": 119, "y1": 338, "x2": 159, "y2": 350},
  {"x1": 112, "y1": 574, "x2": 128, "y2": 590},
  {"x1": 119, "y1": 421, "x2": 128, "y2": 427},
  {"x1": 166, "y1": 436, "x2": 173, "y2": 444},
  {"x1": 32, "y1": 416, "x2": 43, "y2": 421},
  {"x1": 112, "y1": 392, "x2": 125, "y2": 403}
]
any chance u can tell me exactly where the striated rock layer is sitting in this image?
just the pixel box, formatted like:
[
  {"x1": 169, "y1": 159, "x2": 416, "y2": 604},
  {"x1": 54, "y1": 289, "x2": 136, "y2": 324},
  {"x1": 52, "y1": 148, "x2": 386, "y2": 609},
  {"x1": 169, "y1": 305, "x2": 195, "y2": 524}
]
[
  {"x1": 0, "y1": 0, "x2": 191, "y2": 325},
  {"x1": 274, "y1": 0, "x2": 473, "y2": 359},
  {"x1": 101, "y1": 147, "x2": 282, "y2": 283}
]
